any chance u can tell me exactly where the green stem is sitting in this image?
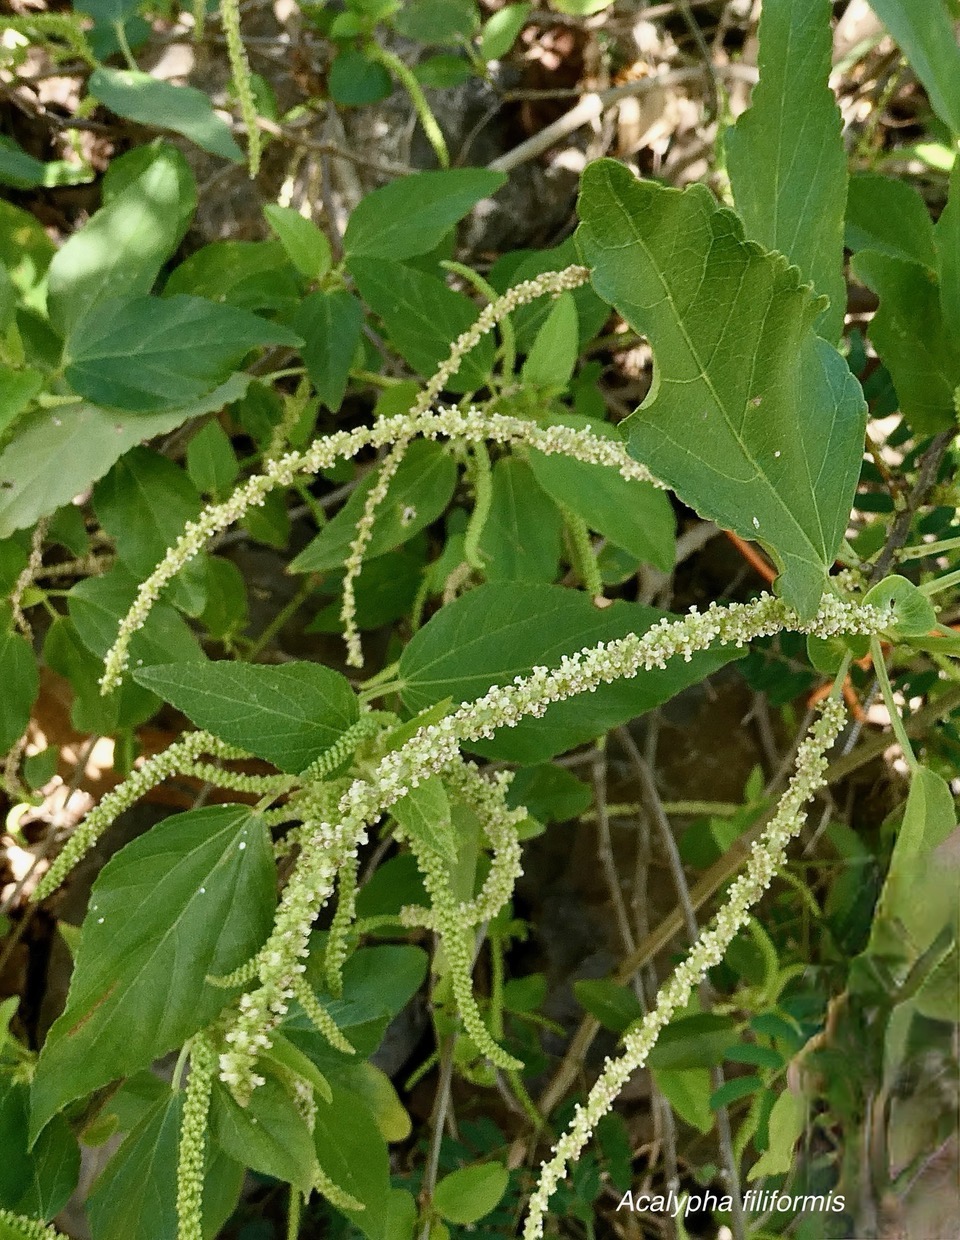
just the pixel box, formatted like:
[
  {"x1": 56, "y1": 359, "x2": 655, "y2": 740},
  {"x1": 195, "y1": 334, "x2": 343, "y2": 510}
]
[
  {"x1": 372, "y1": 46, "x2": 449, "y2": 167},
  {"x1": 247, "y1": 575, "x2": 317, "y2": 659},
  {"x1": 918, "y1": 566, "x2": 960, "y2": 596},
  {"x1": 870, "y1": 636, "x2": 919, "y2": 771},
  {"x1": 113, "y1": 20, "x2": 137, "y2": 69},
  {"x1": 287, "y1": 1185, "x2": 301, "y2": 1240},
  {"x1": 442, "y1": 260, "x2": 517, "y2": 376}
]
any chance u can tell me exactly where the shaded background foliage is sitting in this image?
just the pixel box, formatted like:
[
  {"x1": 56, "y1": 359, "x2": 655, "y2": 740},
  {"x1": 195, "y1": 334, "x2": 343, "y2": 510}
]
[{"x1": 1, "y1": 3, "x2": 959, "y2": 1239}]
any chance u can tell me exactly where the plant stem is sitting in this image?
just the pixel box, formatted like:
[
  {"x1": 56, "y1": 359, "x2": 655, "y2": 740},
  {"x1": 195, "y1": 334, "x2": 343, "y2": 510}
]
[{"x1": 870, "y1": 636, "x2": 919, "y2": 771}]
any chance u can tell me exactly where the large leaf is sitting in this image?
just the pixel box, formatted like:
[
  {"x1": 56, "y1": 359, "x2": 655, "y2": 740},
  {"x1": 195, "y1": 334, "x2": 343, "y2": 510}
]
[
  {"x1": 87, "y1": 1092, "x2": 242, "y2": 1240},
  {"x1": 312, "y1": 1077, "x2": 393, "y2": 1239},
  {"x1": 94, "y1": 448, "x2": 202, "y2": 580},
  {"x1": 528, "y1": 422, "x2": 676, "y2": 571},
  {"x1": 162, "y1": 240, "x2": 301, "y2": 313},
  {"x1": 343, "y1": 168, "x2": 505, "y2": 261},
  {"x1": 398, "y1": 582, "x2": 740, "y2": 762},
  {"x1": 88, "y1": 67, "x2": 244, "y2": 162},
  {"x1": 852, "y1": 250, "x2": 960, "y2": 434},
  {"x1": 64, "y1": 294, "x2": 300, "y2": 412},
  {"x1": 290, "y1": 440, "x2": 458, "y2": 573},
  {"x1": 31, "y1": 806, "x2": 275, "y2": 1138},
  {"x1": 350, "y1": 259, "x2": 494, "y2": 393},
  {"x1": 577, "y1": 161, "x2": 866, "y2": 619},
  {"x1": 867, "y1": 0, "x2": 960, "y2": 134},
  {"x1": 294, "y1": 289, "x2": 364, "y2": 410},
  {"x1": 477, "y1": 457, "x2": 563, "y2": 582},
  {"x1": 725, "y1": 0, "x2": 847, "y2": 343},
  {"x1": 0, "y1": 374, "x2": 249, "y2": 538},
  {"x1": 133, "y1": 661, "x2": 359, "y2": 774},
  {"x1": 0, "y1": 1081, "x2": 78, "y2": 1220},
  {"x1": 46, "y1": 145, "x2": 195, "y2": 335},
  {"x1": 68, "y1": 570, "x2": 204, "y2": 669},
  {"x1": 845, "y1": 174, "x2": 937, "y2": 267},
  {"x1": 210, "y1": 1076, "x2": 317, "y2": 1194}
]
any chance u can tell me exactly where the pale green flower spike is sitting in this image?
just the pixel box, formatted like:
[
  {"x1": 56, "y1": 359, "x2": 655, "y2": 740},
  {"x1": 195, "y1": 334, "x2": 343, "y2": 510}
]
[
  {"x1": 177, "y1": 1034, "x2": 217, "y2": 1240},
  {"x1": 220, "y1": 0, "x2": 261, "y2": 176},
  {"x1": 291, "y1": 976, "x2": 356, "y2": 1057},
  {"x1": 323, "y1": 854, "x2": 358, "y2": 996},
  {"x1": 339, "y1": 266, "x2": 591, "y2": 668},
  {"x1": 0, "y1": 1208, "x2": 62, "y2": 1239},
  {"x1": 522, "y1": 698, "x2": 847, "y2": 1238},
  {"x1": 0, "y1": 14, "x2": 95, "y2": 65},
  {"x1": 100, "y1": 399, "x2": 657, "y2": 693},
  {"x1": 33, "y1": 731, "x2": 250, "y2": 900},
  {"x1": 216, "y1": 593, "x2": 886, "y2": 1099},
  {"x1": 399, "y1": 762, "x2": 525, "y2": 931},
  {"x1": 297, "y1": 713, "x2": 388, "y2": 781},
  {"x1": 406, "y1": 833, "x2": 522, "y2": 1071},
  {"x1": 315, "y1": 1164, "x2": 365, "y2": 1213}
]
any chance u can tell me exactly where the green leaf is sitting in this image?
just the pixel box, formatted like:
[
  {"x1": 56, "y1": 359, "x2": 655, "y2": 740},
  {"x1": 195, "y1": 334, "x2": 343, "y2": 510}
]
[
  {"x1": 294, "y1": 289, "x2": 364, "y2": 410},
  {"x1": 866, "y1": 0, "x2": 960, "y2": 134},
  {"x1": 329, "y1": 48, "x2": 393, "y2": 106},
  {"x1": 528, "y1": 423, "x2": 676, "y2": 572},
  {"x1": 725, "y1": 0, "x2": 847, "y2": 344},
  {"x1": 748, "y1": 1089, "x2": 805, "y2": 1180},
  {"x1": 211, "y1": 1075, "x2": 317, "y2": 1194},
  {"x1": 0, "y1": 1081, "x2": 78, "y2": 1219},
  {"x1": 0, "y1": 368, "x2": 43, "y2": 438},
  {"x1": 344, "y1": 169, "x2": 506, "y2": 261},
  {"x1": 290, "y1": 440, "x2": 458, "y2": 573},
  {"x1": 647, "y1": 1014, "x2": 739, "y2": 1070},
  {"x1": 65, "y1": 295, "x2": 300, "y2": 413},
  {"x1": 68, "y1": 570, "x2": 204, "y2": 669},
  {"x1": 88, "y1": 67, "x2": 244, "y2": 162},
  {"x1": 851, "y1": 250, "x2": 960, "y2": 434},
  {"x1": 44, "y1": 615, "x2": 161, "y2": 735},
  {"x1": 863, "y1": 575, "x2": 937, "y2": 637},
  {"x1": 87, "y1": 1092, "x2": 242, "y2": 1240},
  {"x1": 577, "y1": 161, "x2": 866, "y2": 618},
  {"x1": 573, "y1": 979, "x2": 643, "y2": 1033},
  {"x1": 87, "y1": 1096, "x2": 180, "y2": 1240},
  {"x1": 0, "y1": 200, "x2": 54, "y2": 309},
  {"x1": 264, "y1": 204, "x2": 332, "y2": 279},
  {"x1": 94, "y1": 447, "x2": 202, "y2": 581},
  {"x1": 312, "y1": 1077, "x2": 393, "y2": 1238},
  {"x1": 47, "y1": 145, "x2": 195, "y2": 336},
  {"x1": 163, "y1": 240, "x2": 301, "y2": 313},
  {"x1": 398, "y1": 583, "x2": 741, "y2": 762},
  {"x1": 477, "y1": 458, "x2": 563, "y2": 582},
  {"x1": 505, "y1": 763, "x2": 591, "y2": 823},
  {"x1": 186, "y1": 420, "x2": 240, "y2": 497},
  {"x1": 391, "y1": 0, "x2": 478, "y2": 44},
  {"x1": 433, "y1": 1163, "x2": 509, "y2": 1225},
  {"x1": 845, "y1": 174, "x2": 937, "y2": 267},
  {"x1": 132, "y1": 661, "x2": 359, "y2": 774},
  {"x1": 651, "y1": 1067, "x2": 714, "y2": 1133},
  {"x1": 392, "y1": 776, "x2": 456, "y2": 862},
  {"x1": 284, "y1": 945, "x2": 428, "y2": 1065},
  {"x1": 936, "y1": 163, "x2": 960, "y2": 330},
  {"x1": 0, "y1": 375, "x2": 249, "y2": 538},
  {"x1": 709, "y1": 1075, "x2": 763, "y2": 1110},
  {"x1": 0, "y1": 626, "x2": 38, "y2": 752},
  {"x1": 351, "y1": 259, "x2": 494, "y2": 392},
  {"x1": 31, "y1": 806, "x2": 274, "y2": 1139},
  {"x1": 521, "y1": 291, "x2": 579, "y2": 386},
  {"x1": 479, "y1": 3, "x2": 531, "y2": 60},
  {"x1": 0, "y1": 136, "x2": 91, "y2": 191}
]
